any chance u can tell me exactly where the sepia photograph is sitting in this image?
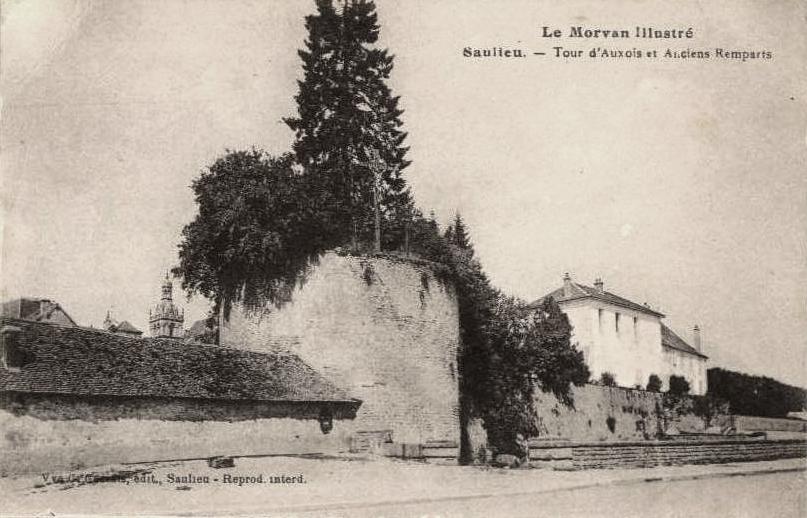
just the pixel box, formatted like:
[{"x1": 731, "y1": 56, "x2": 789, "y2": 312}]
[{"x1": 1, "y1": 0, "x2": 805, "y2": 516}]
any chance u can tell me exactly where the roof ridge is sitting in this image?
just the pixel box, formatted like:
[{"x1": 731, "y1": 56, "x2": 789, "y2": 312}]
[
  {"x1": 661, "y1": 323, "x2": 708, "y2": 359},
  {"x1": 1, "y1": 316, "x2": 306, "y2": 359}
]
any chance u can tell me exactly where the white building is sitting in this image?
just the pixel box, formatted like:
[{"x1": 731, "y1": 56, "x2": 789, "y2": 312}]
[{"x1": 533, "y1": 274, "x2": 708, "y2": 395}]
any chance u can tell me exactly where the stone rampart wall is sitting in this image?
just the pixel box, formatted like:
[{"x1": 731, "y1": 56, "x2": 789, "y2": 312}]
[{"x1": 222, "y1": 252, "x2": 461, "y2": 444}]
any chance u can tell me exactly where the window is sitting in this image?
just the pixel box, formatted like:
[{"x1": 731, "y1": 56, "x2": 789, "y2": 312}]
[
  {"x1": 615, "y1": 312, "x2": 621, "y2": 334},
  {"x1": 598, "y1": 309, "x2": 603, "y2": 331}
]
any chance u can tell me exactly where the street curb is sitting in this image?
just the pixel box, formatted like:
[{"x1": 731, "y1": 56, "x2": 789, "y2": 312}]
[{"x1": 180, "y1": 463, "x2": 807, "y2": 516}]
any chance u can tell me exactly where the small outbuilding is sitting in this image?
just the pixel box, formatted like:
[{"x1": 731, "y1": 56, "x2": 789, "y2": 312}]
[{"x1": 0, "y1": 317, "x2": 361, "y2": 473}]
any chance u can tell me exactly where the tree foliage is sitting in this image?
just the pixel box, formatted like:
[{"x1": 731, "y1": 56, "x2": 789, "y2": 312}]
[
  {"x1": 647, "y1": 373, "x2": 662, "y2": 392},
  {"x1": 599, "y1": 371, "x2": 616, "y2": 387},
  {"x1": 173, "y1": 150, "x2": 336, "y2": 317},
  {"x1": 174, "y1": 3, "x2": 592, "y2": 465},
  {"x1": 436, "y1": 216, "x2": 589, "y2": 460},
  {"x1": 481, "y1": 296, "x2": 589, "y2": 457},
  {"x1": 707, "y1": 367, "x2": 806, "y2": 418},
  {"x1": 668, "y1": 375, "x2": 691, "y2": 396},
  {"x1": 285, "y1": 0, "x2": 412, "y2": 245}
]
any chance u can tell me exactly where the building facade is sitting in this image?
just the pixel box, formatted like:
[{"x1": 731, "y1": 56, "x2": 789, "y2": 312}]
[{"x1": 533, "y1": 274, "x2": 708, "y2": 395}]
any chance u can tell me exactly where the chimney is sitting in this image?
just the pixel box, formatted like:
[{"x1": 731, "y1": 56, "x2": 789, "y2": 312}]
[
  {"x1": 562, "y1": 272, "x2": 572, "y2": 297},
  {"x1": 693, "y1": 324, "x2": 702, "y2": 352},
  {"x1": 594, "y1": 277, "x2": 604, "y2": 293},
  {"x1": 39, "y1": 299, "x2": 55, "y2": 316}
]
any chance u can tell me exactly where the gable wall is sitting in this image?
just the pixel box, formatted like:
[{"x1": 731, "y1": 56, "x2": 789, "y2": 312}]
[{"x1": 560, "y1": 298, "x2": 664, "y2": 388}]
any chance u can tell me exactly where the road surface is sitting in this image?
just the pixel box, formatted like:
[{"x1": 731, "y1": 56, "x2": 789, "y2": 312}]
[{"x1": 291, "y1": 470, "x2": 806, "y2": 518}]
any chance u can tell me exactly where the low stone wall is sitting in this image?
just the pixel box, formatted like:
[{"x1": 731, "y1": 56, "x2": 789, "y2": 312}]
[
  {"x1": 530, "y1": 438, "x2": 806, "y2": 470},
  {"x1": 534, "y1": 384, "x2": 665, "y2": 442},
  {"x1": 733, "y1": 415, "x2": 807, "y2": 433},
  {"x1": 533, "y1": 384, "x2": 727, "y2": 442},
  {"x1": 0, "y1": 402, "x2": 355, "y2": 475}
]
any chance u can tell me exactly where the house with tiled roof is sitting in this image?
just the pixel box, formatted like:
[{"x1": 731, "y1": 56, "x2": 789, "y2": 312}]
[
  {"x1": 0, "y1": 317, "x2": 361, "y2": 473},
  {"x1": 1, "y1": 298, "x2": 77, "y2": 327},
  {"x1": 0, "y1": 317, "x2": 360, "y2": 419},
  {"x1": 532, "y1": 273, "x2": 708, "y2": 395},
  {"x1": 102, "y1": 311, "x2": 143, "y2": 337},
  {"x1": 661, "y1": 323, "x2": 708, "y2": 393}
]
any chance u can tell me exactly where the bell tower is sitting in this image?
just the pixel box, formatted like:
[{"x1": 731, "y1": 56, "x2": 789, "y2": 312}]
[{"x1": 149, "y1": 274, "x2": 184, "y2": 339}]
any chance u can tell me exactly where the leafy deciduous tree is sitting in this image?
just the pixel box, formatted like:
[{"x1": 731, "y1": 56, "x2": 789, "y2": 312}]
[
  {"x1": 173, "y1": 150, "x2": 333, "y2": 318},
  {"x1": 482, "y1": 296, "x2": 590, "y2": 458}
]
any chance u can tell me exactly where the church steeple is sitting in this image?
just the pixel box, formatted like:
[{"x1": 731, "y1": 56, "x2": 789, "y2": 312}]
[
  {"x1": 103, "y1": 310, "x2": 114, "y2": 331},
  {"x1": 149, "y1": 273, "x2": 184, "y2": 339},
  {"x1": 160, "y1": 274, "x2": 173, "y2": 300}
]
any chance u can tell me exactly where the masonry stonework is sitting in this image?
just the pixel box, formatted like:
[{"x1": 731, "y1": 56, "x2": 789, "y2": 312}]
[
  {"x1": 0, "y1": 394, "x2": 352, "y2": 475},
  {"x1": 221, "y1": 252, "x2": 461, "y2": 445},
  {"x1": 534, "y1": 384, "x2": 665, "y2": 442}
]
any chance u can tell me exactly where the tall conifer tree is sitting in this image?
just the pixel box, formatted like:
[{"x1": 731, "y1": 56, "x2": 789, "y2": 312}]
[{"x1": 285, "y1": 0, "x2": 411, "y2": 247}]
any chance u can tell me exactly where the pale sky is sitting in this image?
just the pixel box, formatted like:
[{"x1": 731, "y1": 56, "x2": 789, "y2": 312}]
[{"x1": 2, "y1": 0, "x2": 806, "y2": 386}]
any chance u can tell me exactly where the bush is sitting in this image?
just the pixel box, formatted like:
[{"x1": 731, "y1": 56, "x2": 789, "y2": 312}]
[
  {"x1": 599, "y1": 372, "x2": 616, "y2": 387},
  {"x1": 691, "y1": 395, "x2": 730, "y2": 427},
  {"x1": 647, "y1": 374, "x2": 662, "y2": 392},
  {"x1": 668, "y1": 375, "x2": 690, "y2": 396},
  {"x1": 707, "y1": 367, "x2": 807, "y2": 418},
  {"x1": 479, "y1": 296, "x2": 589, "y2": 459}
]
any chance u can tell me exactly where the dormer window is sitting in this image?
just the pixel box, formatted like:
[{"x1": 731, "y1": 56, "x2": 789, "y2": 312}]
[{"x1": 1, "y1": 325, "x2": 24, "y2": 371}]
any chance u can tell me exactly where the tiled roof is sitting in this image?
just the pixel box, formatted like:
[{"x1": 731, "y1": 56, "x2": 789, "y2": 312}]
[
  {"x1": 185, "y1": 318, "x2": 209, "y2": 338},
  {"x1": 113, "y1": 321, "x2": 142, "y2": 334},
  {"x1": 0, "y1": 317, "x2": 359, "y2": 408},
  {"x1": 661, "y1": 324, "x2": 708, "y2": 359},
  {"x1": 531, "y1": 282, "x2": 665, "y2": 317}
]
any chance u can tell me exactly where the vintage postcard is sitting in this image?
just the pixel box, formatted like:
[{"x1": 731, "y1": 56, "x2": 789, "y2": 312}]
[{"x1": 1, "y1": 0, "x2": 805, "y2": 516}]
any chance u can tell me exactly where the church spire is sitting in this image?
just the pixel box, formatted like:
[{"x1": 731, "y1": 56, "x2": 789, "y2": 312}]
[
  {"x1": 149, "y1": 273, "x2": 184, "y2": 339},
  {"x1": 161, "y1": 273, "x2": 173, "y2": 301}
]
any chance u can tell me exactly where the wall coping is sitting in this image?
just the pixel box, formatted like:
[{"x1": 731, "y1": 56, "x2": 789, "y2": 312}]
[{"x1": 529, "y1": 438, "x2": 803, "y2": 450}]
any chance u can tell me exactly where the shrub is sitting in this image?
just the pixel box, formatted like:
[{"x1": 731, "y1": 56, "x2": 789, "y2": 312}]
[
  {"x1": 599, "y1": 372, "x2": 617, "y2": 387},
  {"x1": 668, "y1": 375, "x2": 691, "y2": 396},
  {"x1": 647, "y1": 374, "x2": 662, "y2": 392},
  {"x1": 692, "y1": 395, "x2": 730, "y2": 427},
  {"x1": 707, "y1": 367, "x2": 807, "y2": 418},
  {"x1": 479, "y1": 296, "x2": 589, "y2": 459}
]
